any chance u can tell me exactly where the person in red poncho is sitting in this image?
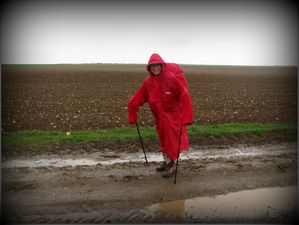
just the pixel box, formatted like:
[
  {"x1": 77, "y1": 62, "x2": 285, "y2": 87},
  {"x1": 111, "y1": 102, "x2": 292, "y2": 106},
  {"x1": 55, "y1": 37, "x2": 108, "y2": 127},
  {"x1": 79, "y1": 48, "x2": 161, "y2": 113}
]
[{"x1": 128, "y1": 53, "x2": 193, "y2": 178}]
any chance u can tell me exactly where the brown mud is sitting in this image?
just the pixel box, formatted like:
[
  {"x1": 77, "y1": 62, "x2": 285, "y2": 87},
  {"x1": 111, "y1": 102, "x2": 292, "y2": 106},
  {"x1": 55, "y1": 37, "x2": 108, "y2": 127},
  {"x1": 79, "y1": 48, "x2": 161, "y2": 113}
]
[{"x1": 2, "y1": 142, "x2": 297, "y2": 223}]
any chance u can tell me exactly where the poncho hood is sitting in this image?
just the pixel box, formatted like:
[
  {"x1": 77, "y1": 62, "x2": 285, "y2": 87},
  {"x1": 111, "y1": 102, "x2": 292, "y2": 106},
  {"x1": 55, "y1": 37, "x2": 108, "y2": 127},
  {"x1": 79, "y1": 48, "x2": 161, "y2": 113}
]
[{"x1": 147, "y1": 53, "x2": 166, "y2": 75}]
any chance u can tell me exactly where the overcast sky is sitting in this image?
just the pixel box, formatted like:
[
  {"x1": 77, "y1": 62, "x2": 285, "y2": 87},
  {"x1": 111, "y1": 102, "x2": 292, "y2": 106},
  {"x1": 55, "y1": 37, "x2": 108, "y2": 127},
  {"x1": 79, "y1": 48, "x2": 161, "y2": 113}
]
[{"x1": 1, "y1": 0, "x2": 298, "y2": 65}]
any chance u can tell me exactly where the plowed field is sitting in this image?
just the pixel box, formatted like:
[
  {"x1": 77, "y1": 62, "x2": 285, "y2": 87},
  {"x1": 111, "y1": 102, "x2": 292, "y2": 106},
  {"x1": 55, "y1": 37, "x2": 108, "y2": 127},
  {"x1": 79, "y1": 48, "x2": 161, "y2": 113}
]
[{"x1": 2, "y1": 65, "x2": 297, "y2": 132}]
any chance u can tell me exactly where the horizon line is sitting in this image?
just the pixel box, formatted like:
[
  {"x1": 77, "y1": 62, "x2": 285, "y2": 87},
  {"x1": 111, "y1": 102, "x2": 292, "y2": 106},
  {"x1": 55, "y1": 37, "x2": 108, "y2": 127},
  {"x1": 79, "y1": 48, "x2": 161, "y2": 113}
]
[{"x1": 1, "y1": 63, "x2": 297, "y2": 67}]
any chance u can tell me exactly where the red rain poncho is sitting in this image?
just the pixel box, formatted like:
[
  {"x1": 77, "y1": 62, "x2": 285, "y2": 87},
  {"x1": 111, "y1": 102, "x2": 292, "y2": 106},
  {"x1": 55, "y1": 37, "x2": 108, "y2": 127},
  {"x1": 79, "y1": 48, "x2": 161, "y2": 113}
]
[{"x1": 128, "y1": 53, "x2": 193, "y2": 160}]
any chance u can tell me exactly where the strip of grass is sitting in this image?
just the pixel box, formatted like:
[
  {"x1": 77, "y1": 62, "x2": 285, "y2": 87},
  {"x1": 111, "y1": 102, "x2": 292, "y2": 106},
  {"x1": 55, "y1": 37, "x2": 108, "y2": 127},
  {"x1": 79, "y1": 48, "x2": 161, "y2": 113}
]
[
  {"x1": 1, "y1": 123, "x2": 297, "y2": 148},
  {"x1": 187, "y1": 123, "x2": 297, "y2": 138}
]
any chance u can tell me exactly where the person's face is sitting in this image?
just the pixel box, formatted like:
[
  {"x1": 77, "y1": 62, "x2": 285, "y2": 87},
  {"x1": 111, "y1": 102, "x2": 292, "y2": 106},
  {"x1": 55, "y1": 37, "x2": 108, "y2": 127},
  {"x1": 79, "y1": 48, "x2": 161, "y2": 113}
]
[{"x1": 150, "y1": 64, "x2": 162, "y2": 75}]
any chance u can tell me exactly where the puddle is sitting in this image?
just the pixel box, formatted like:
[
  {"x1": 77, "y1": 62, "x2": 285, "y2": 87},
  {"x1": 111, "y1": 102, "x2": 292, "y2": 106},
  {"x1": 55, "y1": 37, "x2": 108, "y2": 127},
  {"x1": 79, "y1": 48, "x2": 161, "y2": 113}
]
[
  {"x1": 1, "y1": 158, "x2": 100, "y2": 168},
  {"x1": 2, "y1": 143, "x2": 297, "y2": 169},
  {"x1": 141, "y1": 186, "x2": 297, "y2": 222},
  {"x1": 1, "y1": 153, "x2": 163, "y2": 168}
]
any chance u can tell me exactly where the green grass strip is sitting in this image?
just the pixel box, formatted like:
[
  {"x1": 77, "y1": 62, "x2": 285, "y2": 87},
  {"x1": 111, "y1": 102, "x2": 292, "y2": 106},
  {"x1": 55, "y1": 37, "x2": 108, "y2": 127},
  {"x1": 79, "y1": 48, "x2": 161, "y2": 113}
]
[
  {"x1": 187, "y1": 123, "x2": 297, "y2": 138},
  {"x1": 1, "y1": 123, "x2": 297, "y2": 148}
]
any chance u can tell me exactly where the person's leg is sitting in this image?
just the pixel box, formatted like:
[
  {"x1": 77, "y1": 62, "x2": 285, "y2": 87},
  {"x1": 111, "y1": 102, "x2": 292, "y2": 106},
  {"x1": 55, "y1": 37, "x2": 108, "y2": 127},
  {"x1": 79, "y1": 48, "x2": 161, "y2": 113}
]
[
  {"x1": 156, "y1": 153, "x2": 168, "y2": 172},
  {"x1": 162, "y1": 160, "x2": 176, "y2": 178},
  {"x1": 163, "y1": 153, "x2": 171, "y2": 164},
  {"x1": 161, "y1": 154, "x2": 176, "y2": 178},
  {"x1": 155, "y1": 123, "x2": 176, "y2": 175}
]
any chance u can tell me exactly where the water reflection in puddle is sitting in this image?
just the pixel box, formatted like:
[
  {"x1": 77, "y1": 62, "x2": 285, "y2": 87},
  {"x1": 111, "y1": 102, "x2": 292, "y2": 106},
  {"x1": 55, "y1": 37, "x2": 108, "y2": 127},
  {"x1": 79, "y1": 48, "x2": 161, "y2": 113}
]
[
  {"x1": 144, "y1": 186, "x2": 297, "y2": 222},
  {"x1": 2, "y1": 143, "x2": 296, "y2": 168}
]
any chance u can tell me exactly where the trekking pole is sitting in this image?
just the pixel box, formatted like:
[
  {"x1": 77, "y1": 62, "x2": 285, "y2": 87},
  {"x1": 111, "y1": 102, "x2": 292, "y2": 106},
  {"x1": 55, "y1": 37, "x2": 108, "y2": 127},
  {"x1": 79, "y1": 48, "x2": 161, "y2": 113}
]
[
  {"x1": 174, "y1": 127, "x2": 183, "y2": 184},
  {"x1": 136, "y1": 121, "x2": 148, "y2": 163}
]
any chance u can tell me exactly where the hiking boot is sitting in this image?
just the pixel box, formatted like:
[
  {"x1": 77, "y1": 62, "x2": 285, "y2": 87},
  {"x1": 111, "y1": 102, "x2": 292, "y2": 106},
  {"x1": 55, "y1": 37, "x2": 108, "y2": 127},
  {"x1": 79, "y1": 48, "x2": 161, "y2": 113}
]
[
  {"x1": 162, "y1": 161, "x2": 176, "y2": 178},
  {"x1": 156, "y1": 161, "x2": 167, "y2": 172}
]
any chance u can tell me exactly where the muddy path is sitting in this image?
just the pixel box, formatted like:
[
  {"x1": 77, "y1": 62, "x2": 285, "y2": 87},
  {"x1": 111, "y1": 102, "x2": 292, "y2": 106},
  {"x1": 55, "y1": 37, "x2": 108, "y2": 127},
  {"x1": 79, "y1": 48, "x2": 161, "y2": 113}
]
[{"x1": 1, "y1": 142, "x2": 297, "y2": 223}]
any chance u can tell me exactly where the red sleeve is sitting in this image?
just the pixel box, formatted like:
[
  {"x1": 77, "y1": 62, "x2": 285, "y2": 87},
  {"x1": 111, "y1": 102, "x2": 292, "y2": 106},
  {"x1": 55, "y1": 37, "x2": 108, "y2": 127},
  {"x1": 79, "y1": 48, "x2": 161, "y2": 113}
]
[
  {"x1": 127, "y1": 81, "x2": 148, "y2": 124},
  {"x1": 175, "y1": 78, "x2": 193, "y2": 126}
]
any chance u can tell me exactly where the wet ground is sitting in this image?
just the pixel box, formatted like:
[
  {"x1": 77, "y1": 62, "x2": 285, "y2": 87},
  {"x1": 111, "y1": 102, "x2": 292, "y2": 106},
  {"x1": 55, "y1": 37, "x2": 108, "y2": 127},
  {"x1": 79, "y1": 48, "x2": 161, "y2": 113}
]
[
  {"x1": 2, "y1": 142, "x2": 297, "y2": 168},
  {"x1": 2, "y1": 142, "x2": 297, "y2": 223},
  {"x1": 130, "y1": 186, "x2": 297, "y2": 223}
]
